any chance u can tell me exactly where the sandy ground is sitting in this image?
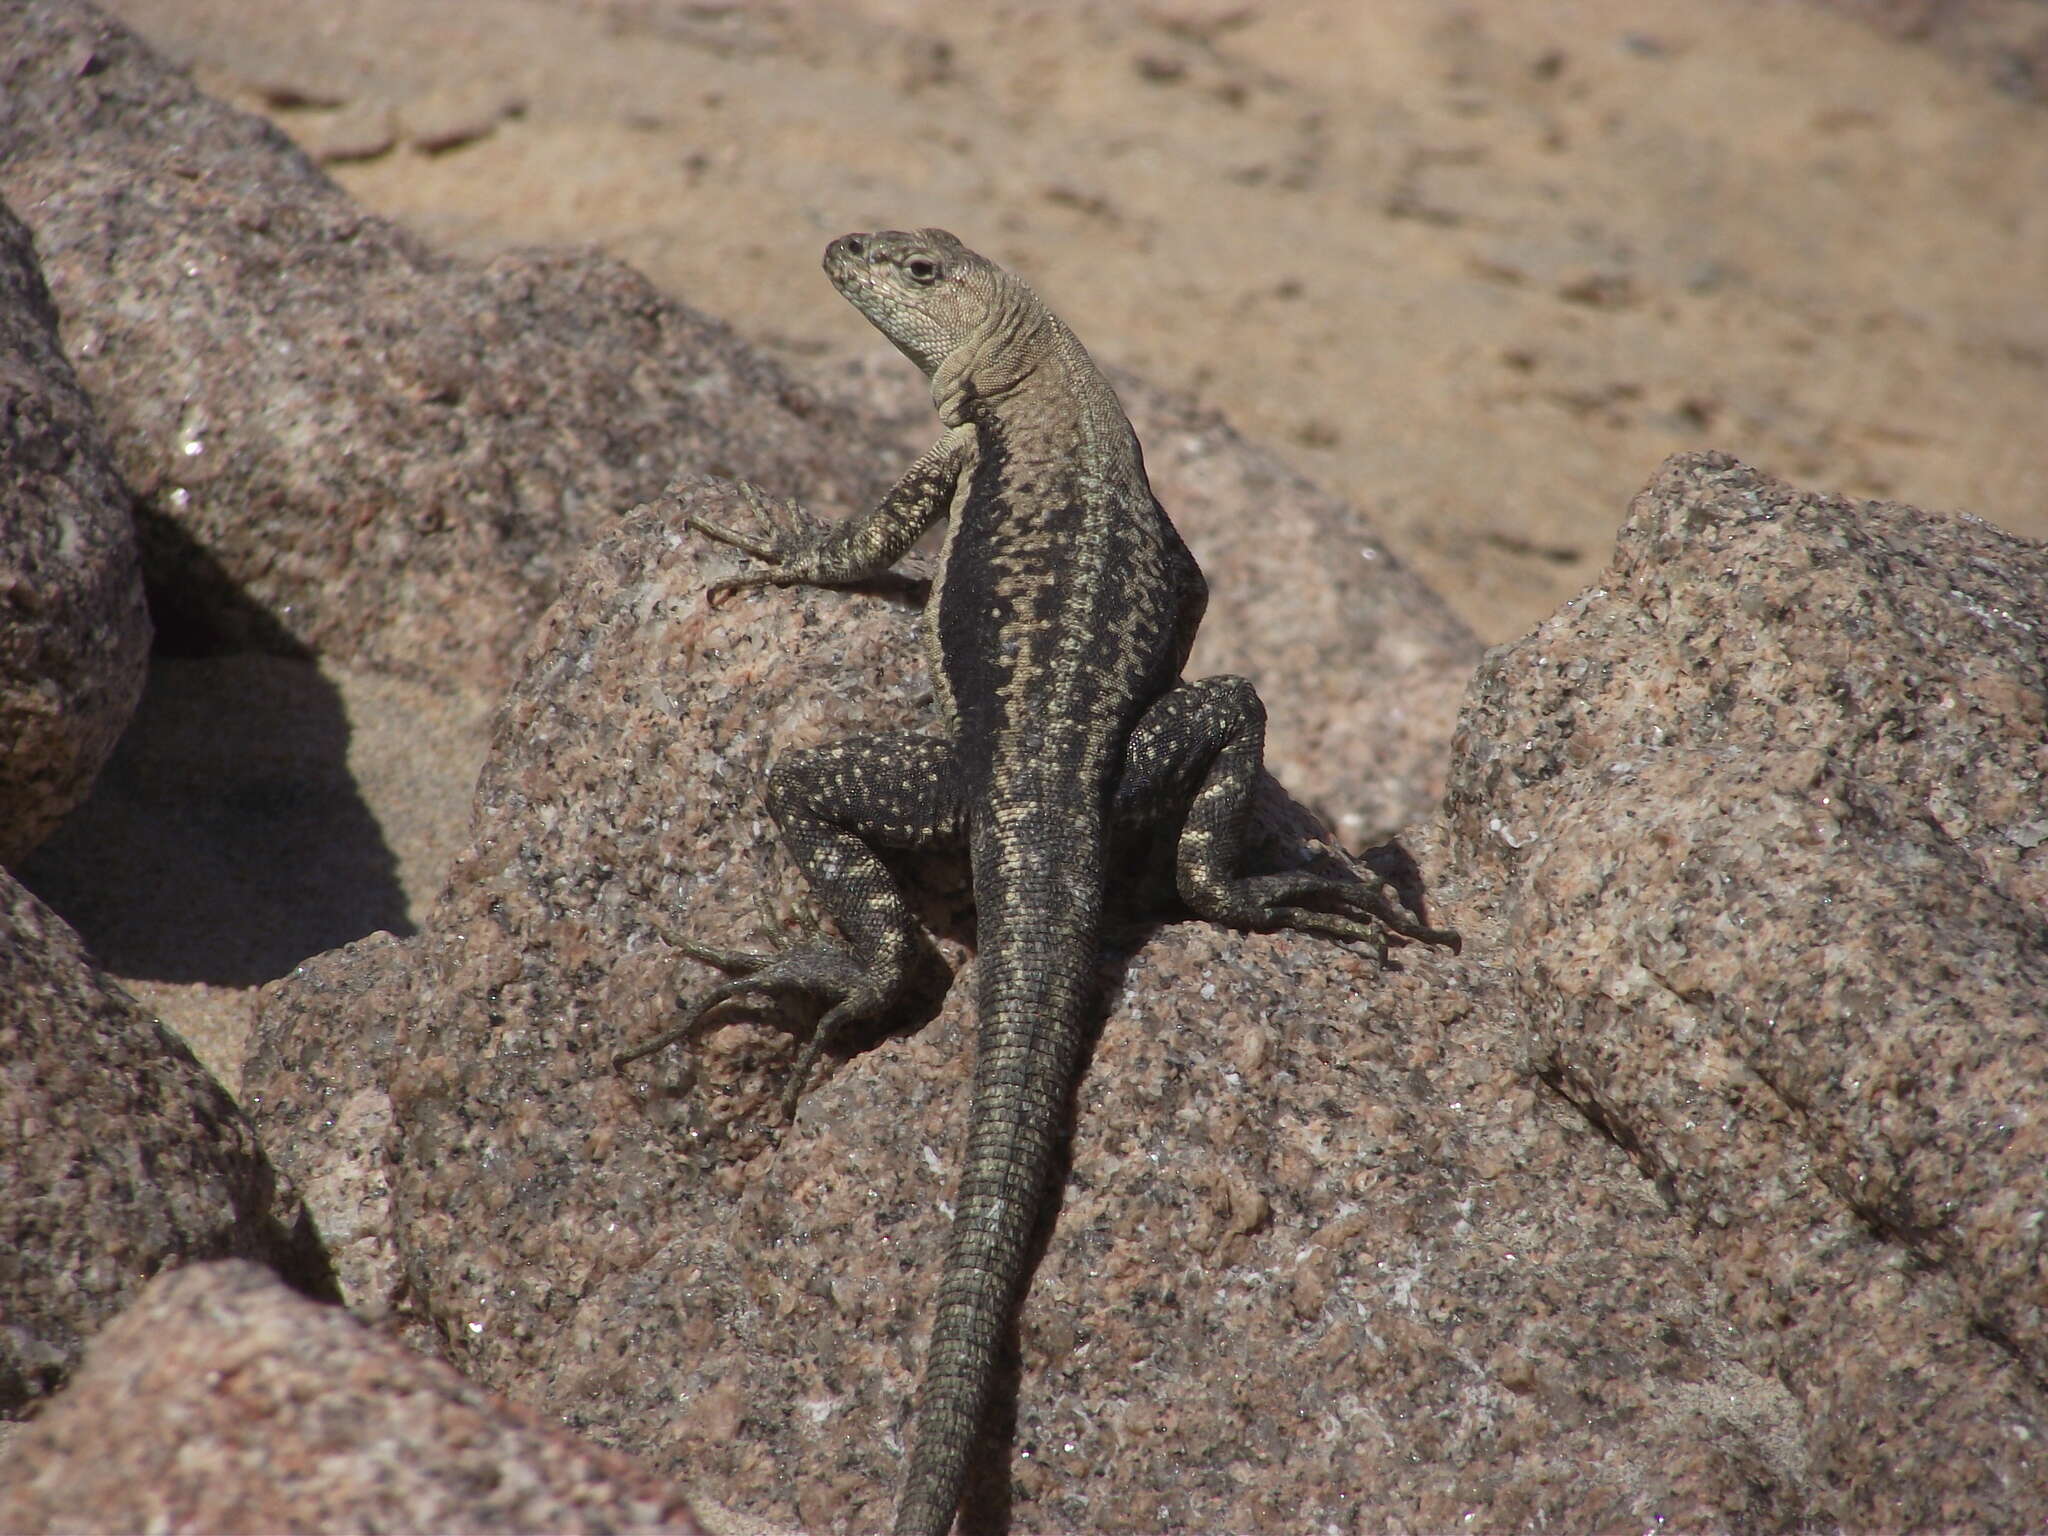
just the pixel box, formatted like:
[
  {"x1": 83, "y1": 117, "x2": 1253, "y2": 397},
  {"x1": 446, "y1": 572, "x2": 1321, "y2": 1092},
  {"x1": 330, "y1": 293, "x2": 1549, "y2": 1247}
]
[
  {"x1": 29, "y1": 0, "x2": 2048, "y2": 1084},
  {"x1": 109, "y1": 0, "x2": 2048, "y2": 633}
]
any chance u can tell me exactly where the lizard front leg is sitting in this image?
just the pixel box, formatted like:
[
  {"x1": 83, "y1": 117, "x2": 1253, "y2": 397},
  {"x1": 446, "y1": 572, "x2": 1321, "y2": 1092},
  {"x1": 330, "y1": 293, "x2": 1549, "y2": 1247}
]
[
  {"x1": 628, "y1": 430, "x2": 974, "y2": 1105},
  {"x1": 1113, "y1": 675, "x2": 1461, "y2": 955},
  {"x1": 691, "y1": 424, "x2": 974, "y2": 599},
  {"x1": 619, "y1": 734, "x2": 967, "y2": 1115}
]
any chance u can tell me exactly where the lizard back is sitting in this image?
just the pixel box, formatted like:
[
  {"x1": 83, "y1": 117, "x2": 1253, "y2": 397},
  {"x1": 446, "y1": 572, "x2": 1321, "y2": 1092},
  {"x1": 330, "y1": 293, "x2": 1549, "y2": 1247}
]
[{"x1": 931, "y1": 380, "x2": 1200, "y2": 796}]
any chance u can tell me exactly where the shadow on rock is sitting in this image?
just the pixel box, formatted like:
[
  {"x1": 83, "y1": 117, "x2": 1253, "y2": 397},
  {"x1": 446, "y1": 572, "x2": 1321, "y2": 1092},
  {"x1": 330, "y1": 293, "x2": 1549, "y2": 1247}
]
[{"x1": 19, "y1": 650, "x2": 412, "y2": 985}]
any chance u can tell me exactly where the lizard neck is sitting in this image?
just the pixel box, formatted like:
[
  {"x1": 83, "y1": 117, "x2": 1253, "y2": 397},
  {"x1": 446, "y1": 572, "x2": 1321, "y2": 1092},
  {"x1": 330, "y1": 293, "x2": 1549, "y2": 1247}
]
[
  {"x1": 952, "y1": 321, "x2": 1140, "y2": 487},
  {"x1": 930, "y1": 293, "x2": 1103, "y2": 429}
]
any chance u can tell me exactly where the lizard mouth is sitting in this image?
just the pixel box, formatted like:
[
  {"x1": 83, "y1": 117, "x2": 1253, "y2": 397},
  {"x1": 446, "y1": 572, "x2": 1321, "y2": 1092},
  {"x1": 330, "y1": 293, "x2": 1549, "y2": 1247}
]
[{"x1": 821, "y1": 230, "x2": 890, "y2": 314}]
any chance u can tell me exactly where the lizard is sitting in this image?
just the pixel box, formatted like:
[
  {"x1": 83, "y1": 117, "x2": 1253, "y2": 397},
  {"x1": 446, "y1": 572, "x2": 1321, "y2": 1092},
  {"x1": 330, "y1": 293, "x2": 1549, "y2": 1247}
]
[{"x1": 618, "y1": 228, "x2": 1459, "y2": 1535}]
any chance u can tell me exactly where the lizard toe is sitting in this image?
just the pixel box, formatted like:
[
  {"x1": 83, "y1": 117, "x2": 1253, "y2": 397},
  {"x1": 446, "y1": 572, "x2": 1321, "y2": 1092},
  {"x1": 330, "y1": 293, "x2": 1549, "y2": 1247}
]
[
  {"x1": 1266, "y1": 905, "x2": 1391, "y2": 964},
  {"x1": 1192, "y1": 871, "x2": 1458, "y2": 955},
  {"x1": 616, "y1": 937, "x2": 873, "y2": 1072}
]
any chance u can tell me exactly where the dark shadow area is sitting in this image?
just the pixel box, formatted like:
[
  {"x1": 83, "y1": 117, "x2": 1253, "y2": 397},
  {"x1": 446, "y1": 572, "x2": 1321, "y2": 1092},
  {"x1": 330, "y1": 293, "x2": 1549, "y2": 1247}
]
[
  {"x1": 18, "y1": 649, "x2": 415, "y2": 984},
  {"x1": 1355, "y1": 835, "x2": 1460, "y2": 953},
  {"x1": 1108, "y1": 769, "x2": 1460, "y2": 964},
  {"x1": 132, "y1": 496, "x2": 318, "y2": 660}
]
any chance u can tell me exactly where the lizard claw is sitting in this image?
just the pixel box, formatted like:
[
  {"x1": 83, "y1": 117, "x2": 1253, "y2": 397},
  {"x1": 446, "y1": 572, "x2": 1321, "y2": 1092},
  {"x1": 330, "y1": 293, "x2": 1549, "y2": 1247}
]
[
  {"x1": 687, "y1": 483, "x2": 817, "y2": 605},
  {"x1": 683, "y1": 513, "x2": 781, "y2": 563},
  {"x1": 1197, "y1": 869, "x2": 1459, "y2": 958},
  {"x1": 615, "y1": 932, "x2": 883, "y2": 1121},
  {"x1": 688, "y1": 483, "x2": 815, "y2": 606}
]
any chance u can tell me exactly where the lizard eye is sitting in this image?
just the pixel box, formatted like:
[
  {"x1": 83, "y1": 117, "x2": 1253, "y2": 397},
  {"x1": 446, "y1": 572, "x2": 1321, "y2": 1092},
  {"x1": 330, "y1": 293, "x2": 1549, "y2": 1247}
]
[{"x1": 906, "y1": 257, "x2": 940, "y2": 284}]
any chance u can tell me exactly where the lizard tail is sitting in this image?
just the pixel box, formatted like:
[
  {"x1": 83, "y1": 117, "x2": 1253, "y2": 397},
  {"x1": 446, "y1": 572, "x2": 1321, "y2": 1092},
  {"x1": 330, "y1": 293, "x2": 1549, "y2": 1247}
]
[{"x1": 893, "y1": 872, "x2": 1101, "y2": 1536}]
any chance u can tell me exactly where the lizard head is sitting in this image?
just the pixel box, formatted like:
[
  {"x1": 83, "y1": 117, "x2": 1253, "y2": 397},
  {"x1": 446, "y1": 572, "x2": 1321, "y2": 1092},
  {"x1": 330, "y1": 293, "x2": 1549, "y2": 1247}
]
[{"x1": 824, "y1": 228, "x2": 1049, "y2": 420}]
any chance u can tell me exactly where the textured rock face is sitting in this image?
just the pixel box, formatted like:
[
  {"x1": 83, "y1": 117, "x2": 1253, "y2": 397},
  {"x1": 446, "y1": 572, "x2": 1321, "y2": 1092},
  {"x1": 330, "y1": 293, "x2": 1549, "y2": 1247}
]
[
  {"x1": 1445, "y1": 451, "x2": 2048, "y2": 1527},
  {"x1": 248, "y1": 459, "x2": 2047, "y2": 1530},
  {"x1": 242, "y1": 931, "x2": 413, "y2": 1326},
  {"x1": 0, "y1": 1261, "x2": 706, "y2": 1535},
  {"x1": 0, "y1": 871, "x2": 321, "y2": 1414},
  {"x1": 0, "y1": 195, "x2": 148, "y2": 867},
  {"x1": 3, "y1": 11, "x2": 1487, "y2": 1523},
  {"x1": 0, "y1": 2, "x2": 1476, "y2": 843},
  {"x1": 0, "y1": 0, "x2": 882, "y2": 692}
]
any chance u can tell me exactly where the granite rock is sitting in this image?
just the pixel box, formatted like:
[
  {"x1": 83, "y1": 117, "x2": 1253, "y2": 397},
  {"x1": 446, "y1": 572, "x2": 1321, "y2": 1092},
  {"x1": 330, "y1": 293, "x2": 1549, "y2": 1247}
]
[
  {"x1": 7, "y1": 2, "x2": 2037, "y2": 1527},
  {"x1": 1445, "y1": 450, "x2": 2048, "y2": 1527},
  {"x1": 0, "y1": 194, "x2": 148, "y2": 866},
  {"x1": 244, "y1": 931, "x2": 415, "y2": 1329},
  {"x1": 0, "y1": 1260, "x2": 706, "y2": 1535},
  {"x1": 0, "y1": 0, "x2": 1476, "y2": 830},
  {"x1": 0, "y1": 870, "x2": 322, "y2": 1415},
  {"x1": 243, "y1": 465, "x2": 2048, "y2": 1531},
  {"x1": 0, "y1": 0, "x2": 884, "y2": 692}
]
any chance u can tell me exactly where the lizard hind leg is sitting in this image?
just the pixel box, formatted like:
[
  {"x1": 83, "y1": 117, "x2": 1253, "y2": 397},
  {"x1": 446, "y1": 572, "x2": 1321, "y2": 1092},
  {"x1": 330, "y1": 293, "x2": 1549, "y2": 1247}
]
[
  {"x1": 1114, "y1": 675, "x2": 1460, "y2": 957},
  {"x1": 619, "y1": 733, "x2": 968, "y2": 1118}
]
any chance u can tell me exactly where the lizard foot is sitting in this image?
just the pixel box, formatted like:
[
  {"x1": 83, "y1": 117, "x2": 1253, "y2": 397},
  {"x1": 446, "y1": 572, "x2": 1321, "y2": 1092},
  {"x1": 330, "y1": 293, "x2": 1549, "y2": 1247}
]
[
  {"x1": 1194, "y1": 870, "x2": 1461, "y2": 966},
  {"x1": 686, "y1": 482, "x2": 816, "y2": 605},
  {"x1": 616, "y1": 933, "x2": 890, "y2": 1119}
]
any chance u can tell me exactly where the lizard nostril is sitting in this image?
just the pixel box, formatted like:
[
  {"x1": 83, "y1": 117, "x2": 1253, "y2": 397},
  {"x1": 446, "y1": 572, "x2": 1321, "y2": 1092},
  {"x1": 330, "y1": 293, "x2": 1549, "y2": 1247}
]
[{"x1": 843, "y1": 236, "x2": 865, "y2": 257}]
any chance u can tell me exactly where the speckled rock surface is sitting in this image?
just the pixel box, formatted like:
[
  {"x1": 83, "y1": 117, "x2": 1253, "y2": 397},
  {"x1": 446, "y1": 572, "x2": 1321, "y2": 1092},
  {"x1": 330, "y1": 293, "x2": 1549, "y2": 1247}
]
[
  {"x1": 245, "y1": 472, "x2": 2034, "y2": 1532},
  {"x1": 0, "y1": 0, "x2": 1475, "y2": 835},
  {"x1": 0, "y1": 0, "x2": 884, "y2": 691},
  {"x1": 0, "y1": 1260, "x2": 706, "y2": 1535},
  {"x1": 1445, "y1": 450, "x2": 2048, "y2": 1527},
  {"x1": 0, "y1": 195, "x2": 147, "y2": 867},
  {"x1": 0, "y1": 870, "x2": 321, "y2": 1414},
  {"x1": 244, "y1": 931, "x2": 414, "y2": 1328}
]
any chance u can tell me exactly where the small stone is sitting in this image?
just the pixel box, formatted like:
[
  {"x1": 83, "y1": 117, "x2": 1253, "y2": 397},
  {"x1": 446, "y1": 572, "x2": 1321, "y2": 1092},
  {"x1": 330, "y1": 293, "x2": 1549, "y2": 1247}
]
[
  {"x1": 298, "y1": 100, "x2": 398, "y2": 165},
  {"x1": 400, "y1": 82, "x2": 523, "y2": 155}
]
